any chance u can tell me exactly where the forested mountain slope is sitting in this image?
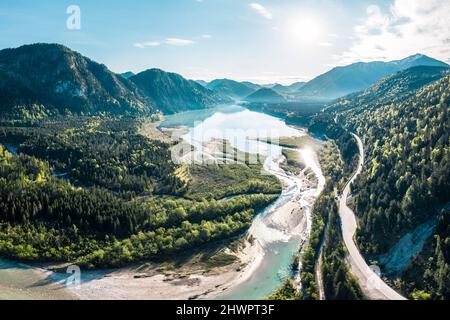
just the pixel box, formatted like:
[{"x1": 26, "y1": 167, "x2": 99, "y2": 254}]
[
  {"x1": 297, "y1": 54, "x2": 448, "y2": 100},
  {"x1": 130, "y1": 69, "x2": 230, "y2": 114},
  {"x1": 327, "y1": 66, "x2": 450, "y2": 115},
  {"x1": 245, "y1": 88, "x2": 287, "y2": 103},
  {"x1": 0, "y1": 44, "x2": 154, "y2": 118},
  {"x1": 206, "y1": 79, "x2": 257, "y2": 99},
  {"x1": 335, "y1": 74, "x2": 450, "y2": 299}
]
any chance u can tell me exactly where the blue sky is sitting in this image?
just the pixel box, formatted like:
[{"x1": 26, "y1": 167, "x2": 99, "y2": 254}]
[{"x1": 0, "y1": 0, "x2": 449, "y2": 84}]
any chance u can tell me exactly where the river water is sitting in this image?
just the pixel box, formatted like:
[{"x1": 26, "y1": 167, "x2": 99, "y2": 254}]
[
  {"x1": 0, "y1": 105, "x2": 324, "y2": 300},
  {"x1": 164, "y1": 105, "x2": 325, "y2": 299}
]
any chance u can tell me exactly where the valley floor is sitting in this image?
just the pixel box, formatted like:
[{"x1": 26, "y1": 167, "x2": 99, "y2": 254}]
[
  {"x1": 0, "y1": 148, "x2": 321, "y2": 300},
  {"x1": 0, "y1": 109, "x2": 324, "y2": 300}
]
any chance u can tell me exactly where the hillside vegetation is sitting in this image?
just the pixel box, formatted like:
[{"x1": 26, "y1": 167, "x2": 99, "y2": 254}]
[
  {"x1": 130, "y1": 69, "x2": 229, "y2": 114},
  {"x1": 0, "y1": 44, "x2": 154, "y2": 117},
  {"x1": 0, "y1": 44, "x2": 227, "y2": 118},
  {"x1": 332, "y1": 73, "x2": 450, "y2": 299}
]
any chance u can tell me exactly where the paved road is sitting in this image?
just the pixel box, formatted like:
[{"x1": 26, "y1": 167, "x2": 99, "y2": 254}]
[{"x1": 339, "y1": 134, "x2": 406, "y2": 300}]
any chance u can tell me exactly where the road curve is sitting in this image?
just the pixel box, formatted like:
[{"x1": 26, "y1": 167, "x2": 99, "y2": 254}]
[{"x1": 339, "y1": 134, "x2": 406, "y2": 300}]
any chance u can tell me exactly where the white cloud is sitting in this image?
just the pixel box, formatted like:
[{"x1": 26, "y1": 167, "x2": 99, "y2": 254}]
[
  {"x1": 201, "y1": 34, "x2": 212, "y2": 39},
  {"x1": 250, "y1": 3, "x2": 273, "y2": 20},
  {"x1": 337, "y1": 0, "x2": 450, "y2": 65},
  {"x1": 133, "y1": 41, "x2": 160, "y2": 48},
  {"x1": 165, "y1": 38, "x2": 195, "y2": 46},
  {"x1": 319, "y1": 42, "x2": 334, "y2": 47}
]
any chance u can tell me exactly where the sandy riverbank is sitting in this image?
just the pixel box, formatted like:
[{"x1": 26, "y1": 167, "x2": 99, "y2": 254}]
[
  {"x1": 0, "y1": 237, "x2": 265, "y2": 300},
  {"x1": 0, "y1": 258, "x2": 74, "y2": 300},
  {"x1": 67, "y1": 238, "x2": 264, "y2": 300}
]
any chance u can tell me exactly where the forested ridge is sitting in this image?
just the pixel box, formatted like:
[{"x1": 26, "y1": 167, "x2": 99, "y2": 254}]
[
  {"x1": 0, "y1": 116, "x2": 280, "y2": 269},
  {"x1": 273, "y1": 67, "x2": 450, "y2": 300},
  {"x1": 1, "y1": 42, "x2": 449, "y2": 300},
  {"x1": 0, "y1": 44, "x2": 155, "y2": 117},
  {"x1": 331, "y1": 73, "x2": 450, "y2": 299},
  {"x1": 0, "y1": 117, "x2": 186, "y2": 198}
]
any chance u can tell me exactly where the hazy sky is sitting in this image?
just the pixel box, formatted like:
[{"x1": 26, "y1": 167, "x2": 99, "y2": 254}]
[{"x1": 0, "y1": 0, "x2": 449, "y2": 84}]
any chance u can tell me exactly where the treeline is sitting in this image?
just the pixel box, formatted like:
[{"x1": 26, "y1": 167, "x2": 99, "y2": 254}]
[
  {"x1": 308, "y1": 114, "x2": 359, "y2": 169},
  {"x1": 300, "y1": 142, "x2": 341, "y2": 299},
  {"x1": 268, "y1": 279, "x2": 301, "y2": 300},
  {"x1": 321, "y1": 203, "x2": 363, "y2": 299},
  {"x1": 246, "y1": 102, "x2": 326, "y2": 127},
  {"x1": 0, "y1": 144, "x2": 277, "y2": 268}
]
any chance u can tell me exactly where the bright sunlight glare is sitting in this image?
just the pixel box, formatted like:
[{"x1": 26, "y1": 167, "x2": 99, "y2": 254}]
[{"x1": 289, "y1": 17, "x2": 322, "y2": 44}]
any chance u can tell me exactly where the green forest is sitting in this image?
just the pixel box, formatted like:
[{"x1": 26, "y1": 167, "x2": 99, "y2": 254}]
[
  {"x1": 0, "y1": 54, "x2": 449, "y2": 300},
  {"x1": 334, "y1": 75, "x2": 450, "y2": 299},
  {"x1": 0, "y1": 116, "x2": 281, "y2": 269}
]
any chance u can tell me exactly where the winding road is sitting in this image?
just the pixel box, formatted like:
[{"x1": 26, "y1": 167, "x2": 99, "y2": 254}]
[{"x1": 339, "y1": 134, "x2": 406, "y2": 300}]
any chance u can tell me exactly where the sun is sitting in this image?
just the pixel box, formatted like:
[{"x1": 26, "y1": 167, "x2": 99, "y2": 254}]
[{"x1": 289, "y1": 17, "x2": 322, "y2": 44}]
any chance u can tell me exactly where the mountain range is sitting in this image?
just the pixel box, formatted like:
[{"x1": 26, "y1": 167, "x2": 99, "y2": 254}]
[
  {"x1": 120, "y1": 72, "x2": 135, "y2": 79},
  {"x1": 130, "y1": 69, "x2": 230, "y2": 114},
  {"x1": 1, "y1": 44, "x2": 448, "y2": 117},
  {"x1": 199, "y1": 79, "x2": 307, "y2": 101},
  {"x1": 0, "y1": 44, "x2": 228, "y2": 117},
  {"x1": 326, "y1": 65, "x2": 450, "y2": 114},
  {"x1": 206, "y1": 79, "x2": 257, "y2": 100},
  {"x1": 295, "y1": 54, "x2": 449, "y2": 100},
  {"x1": 271, "y1": 82, "x2": 306, "y2": 94},
  {"x1": 199, "y1": 54, "x2": 448, "y2": 104}
]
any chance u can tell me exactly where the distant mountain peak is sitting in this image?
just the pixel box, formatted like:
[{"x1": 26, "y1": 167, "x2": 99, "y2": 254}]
[
  {"x1": 296, "y1": 54, "x2": 449, "y2": 100},
  {"x1": 120, "y1": 71, "x2": 135, "y2": 79},
  {"x1": 245, "y1": 87, "x2": 286, "y2": 103},
  {"x1": 206, "y1": 79, "x2": 257, "y2": 99},
  {"x1": 326, "y1": 65, "x2": 450, "y2": 114}
]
